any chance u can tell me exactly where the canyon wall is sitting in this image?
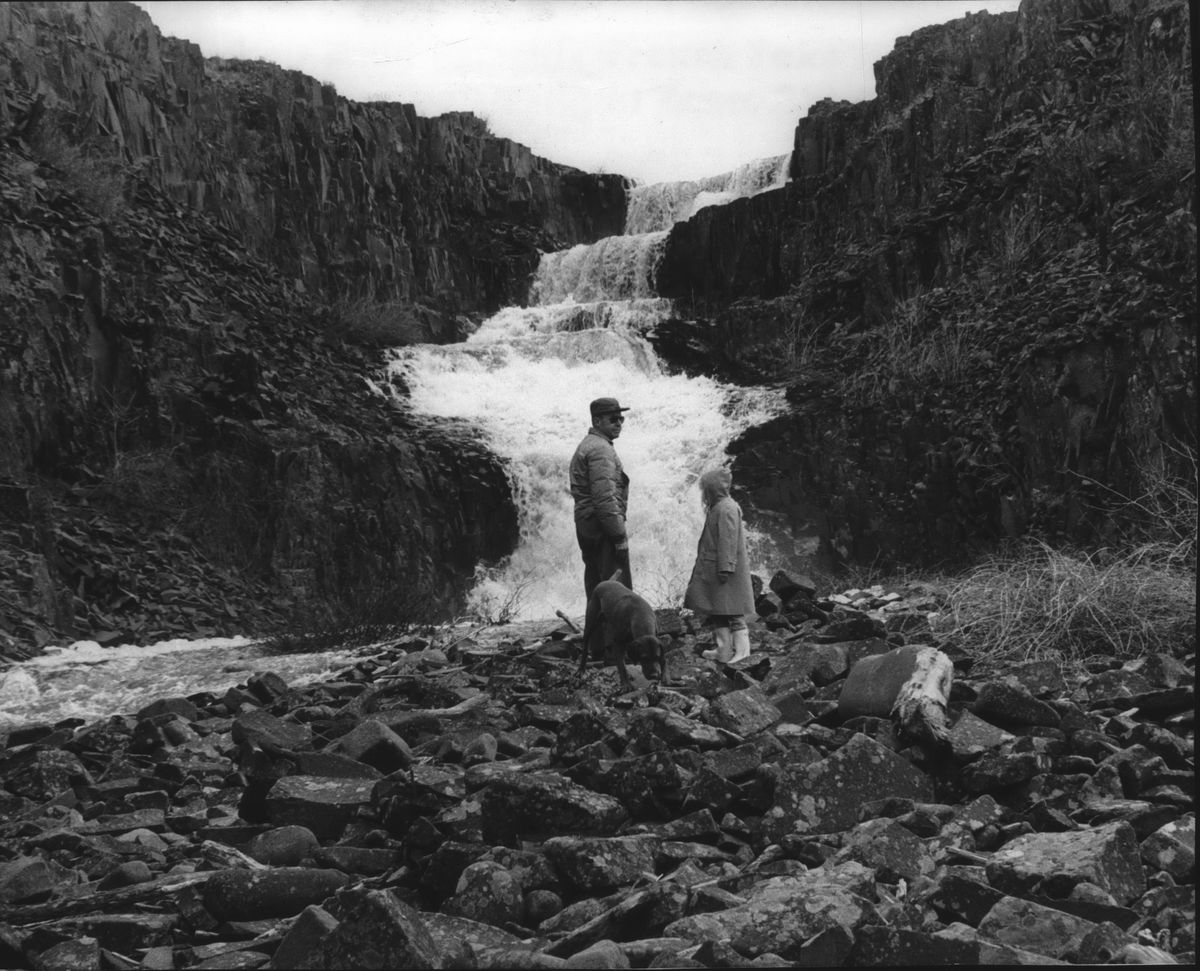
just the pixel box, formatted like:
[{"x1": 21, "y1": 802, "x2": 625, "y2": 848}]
[
  {"x1": 655, "y1": 0, "x2": 1195, "y2": 570},
  {"x1": 0, "y1": 1, "x2": 626, "y2": 651}
]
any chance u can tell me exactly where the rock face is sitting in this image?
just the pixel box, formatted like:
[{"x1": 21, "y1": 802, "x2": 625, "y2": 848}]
[
  {"x1": 0, "y1": 1, "x2": 627, "y2": 649},
  {"x1": 653, "y1": 0, "x2": 1195, "y2": 571},
  {"x1": 0, "y1": 2, "x2": 626, "y2": 319}
]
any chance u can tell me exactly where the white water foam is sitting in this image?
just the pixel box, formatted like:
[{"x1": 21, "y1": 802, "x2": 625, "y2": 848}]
[
  {"x1": 391, "y1": 318, "x2": 784, "y2": 622},
  {"x1": 0, "y1": 636, "x2": 357, "y2": 730},
  {"x1": 530, "y1": 232, "x2": 669, "y2": 304},
  {"x1": 625, "y1": 153, "x2": 791, "y2": 234}
]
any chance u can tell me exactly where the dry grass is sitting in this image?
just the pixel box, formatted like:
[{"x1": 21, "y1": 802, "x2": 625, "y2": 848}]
[
  {"x1": 943, "y1": 539, "x2": 1196, "y2": 673},
  {"x1": 29, "y1": 115, "x2": 128, "y2": 221},
  {"x1": 330, "y1": 297, "x2": 429, "y2": 348},
  {"x1": 854, "y1": 291, "x2": 992, "y2": 404}
]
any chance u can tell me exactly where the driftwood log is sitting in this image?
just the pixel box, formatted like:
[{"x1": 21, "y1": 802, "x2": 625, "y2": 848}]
[{"x1": 836, "y1": 644, "x2": 953, "y2": 743}]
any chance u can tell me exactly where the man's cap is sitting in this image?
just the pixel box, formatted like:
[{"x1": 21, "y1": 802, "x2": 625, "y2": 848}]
[{"x1": 590, "y1": 397, "x2": 631, "y2": 417}]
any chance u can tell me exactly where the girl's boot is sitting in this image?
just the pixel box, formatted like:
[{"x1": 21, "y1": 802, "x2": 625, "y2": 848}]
[
  {"x1": 730, "y1": 628, "x2": 752, "y2": 663},
  {"x1": 702, "y1": 626, "x2": 734, "y2": 662}
]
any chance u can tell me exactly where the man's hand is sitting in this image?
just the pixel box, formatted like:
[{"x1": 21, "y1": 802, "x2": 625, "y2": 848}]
[
  {"x1": 614, "y1": 540, "x2": 629, "y2": 551},
  {"x1": 717, "y1": 570, "x2": 731, "y2": 584}
]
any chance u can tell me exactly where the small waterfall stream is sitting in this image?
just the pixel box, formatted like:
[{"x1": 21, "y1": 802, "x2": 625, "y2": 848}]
[
  {"x1": 0, "y1": 155, "x2": 791, "y2": 727},
  {"x1": 390, "y1": 154, "x2": 791, "y2": 622}
]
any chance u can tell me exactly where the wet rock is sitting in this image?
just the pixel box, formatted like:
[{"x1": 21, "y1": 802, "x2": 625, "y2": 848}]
[
  {"x1": 1139, "y1": 816, "x2": 1196, "y2": 882},
  {"x1": 312, "y1": 845, "x2": 403, "y2": 877},
  {"x1": 847, "y1": 925, "x2": 980, "y2": 965},
  {"x1": 765, "y1": 732, "x2": 934, "y2": 839},
  {"x1": 986, "y1": 821, "x2": 1147, "y2": 905},
  {"x1": 584, "y1": 750, "x2": 683, "y2": 817},
  {"x1": 946, "y1": 711, "x2": 1014, "y2": 762},
  {"x1": 564, "y1": 939, "x2": 630, "y2": 968},
  {"x1": 28, "y1": 936, "x2": 101, "y2": 971},
  {"x1": 701, "y1": 687, "x2": 781, "y2": 736},
  {"x1": 830, "y1": 816, "x2": 935, "y2": 882},
  {"x1": 328, "y1": 720, "x2": 413, "y2": 774},
  {"x1": 202, "y1": 867, "x2": 351, "y2": 922},
  {"x1": 5, "y1": 748, "x2": 90, "y2": 800},
  {"x1": 421, "y1": 912, "x2": 532, "y2": 968},
  {"x1": 232, "y1": 710, "x2": 313, "y2": 753},
  {"x1": 961, "y1": 748, "x2": 1049, "y2": 793},
  {"x1": 96, "y1": 859, "x2": 154, "y2": 889},
  {"x1": 768, "y1": 571, "x2": 817, "y2": 604},
  {"x1": 441, "y1": 860, "x2": 525, "y2": 928},
  {"x1": 246, "y1": 825, "x2": 320, "y2": 866},
  {"x1": 525, "y1": 888, "x2": 564, "y2": 926},
  {"x1": 925, "y1": 866, "x2": 1006, "y2": 926},
  {"x1": 971, "y1": 678, "x2": 1062, "y2": 729},
  {"x1": 263, "y1": 775, "x2": 376, "y2": 841},
  {"x1": 317, "y1": 887, "x2": 444, "y2": 969},
  {"x1": 0, "y1": 854, "x2": 80, "y2": 903},
  {"x1": 813, "y1": 607, "x2": 885, "y2": 642},
  {"x1": 977, "y1": 895, "x2": 1097, "y2": 959},
  {"x1": 663, "y1": 861, "x2": 878, "y2": 961},
  {"x1": 543, "y1": 835, "x2": 660, "y2": 894},
  {"x1": 268, "y1": 904, "x2": 339, "y2": 969},
  {"x1": 631, "y1": 708, "x2": 736, "y2": 748},
  {"x1": 479, "y1": 773, "x2": 629, "y2": 845},
  {"x1": 33, "y1": 914, "x2": 178, "y2": 954},
  {"x1": 545, "y1": 883, "x2": 690, "y2": 958}
]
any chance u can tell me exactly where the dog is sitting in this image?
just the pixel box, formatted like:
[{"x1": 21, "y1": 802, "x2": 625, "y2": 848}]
[{"x1": 577, "y1": 570, "x2": 669, "y2": 689}]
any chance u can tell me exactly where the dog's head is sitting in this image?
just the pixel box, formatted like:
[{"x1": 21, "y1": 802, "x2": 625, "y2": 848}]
[{"x1": 629, "y1": 634, "x2": 669, "y2": 682}]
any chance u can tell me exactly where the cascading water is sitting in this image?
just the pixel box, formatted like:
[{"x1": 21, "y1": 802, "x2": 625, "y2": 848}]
[
  {"x1": 390, "y1": 155, "x2": 791, "y2": 622},
  {"x1": 625, "y1": 154, "x2": 790, "y2": 234},
  {"x1": 0, "y1": 154, "x2": 792, "y2": 727}
]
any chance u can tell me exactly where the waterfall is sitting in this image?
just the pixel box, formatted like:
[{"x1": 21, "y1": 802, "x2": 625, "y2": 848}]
[
  {"x1": 625, "y1": 153, "x2": 791, "y2": 234},
  {"x1": 0, "y1": 155, "x2": 792, "y2": 728},
  {"x1": 391, "y1": 155, "x2": 791, "y2": 622}
]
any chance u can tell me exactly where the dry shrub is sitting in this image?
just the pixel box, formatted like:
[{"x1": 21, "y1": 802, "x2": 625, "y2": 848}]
[
  {"x1": 330, "y1": 297, "x2": 429, "y2": 348},
  {"x1": 944, "y1": 539, "x2": 1196, "y2": 672},
  {"x1": 29, "y1": 115, "x2": 128, "y2": 221},
  {"x1": 1081, "y1": 443, "x2": 1197, "y2": 566}
]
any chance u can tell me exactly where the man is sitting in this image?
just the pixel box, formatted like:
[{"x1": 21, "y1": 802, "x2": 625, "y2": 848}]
[{"x1": 569, "y1": 397, "x2": 632, "y2": 600}]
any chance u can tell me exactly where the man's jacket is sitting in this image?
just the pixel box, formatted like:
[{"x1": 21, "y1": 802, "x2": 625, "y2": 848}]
[{"x1": 569, "y1": 427, "x2": 629, "y2": 539}]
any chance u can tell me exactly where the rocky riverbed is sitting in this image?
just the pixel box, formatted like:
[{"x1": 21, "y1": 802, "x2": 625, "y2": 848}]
[{"x1": 0, "y1": 576, "x2": 1194, "y2": 968}]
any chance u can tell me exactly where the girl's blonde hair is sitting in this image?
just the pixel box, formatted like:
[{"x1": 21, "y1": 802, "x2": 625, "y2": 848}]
[{"x1": 699, "y1": 468, "x2": 732, "y2": 508}]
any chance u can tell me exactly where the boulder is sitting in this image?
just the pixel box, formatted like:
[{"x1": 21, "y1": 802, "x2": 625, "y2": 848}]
[
  {"x1": 977, "y1": 895, "x2": 1098, "y2": 960},
  {"x1": 766, "y1": 733, "x2": 934, "y2": 839},
  {"x1": 317, "y1": 887, "x2": 444, "y2": 969},
  {"x1": 663, "y1": 861, "x2": 878, "y2": 961},
  {"x1": 441, "y1": 860, "x2": 525, "y2": 928},
  {"x1": 986, "y1": 821, "x2": 1147, "y2": 905},
  {"x1": 262, "y1": 775, "x2": 377, "y2": 841},
  {"x1": 328, "y1": 720, "x2": 414, "y2": 773},
  {"x1": 701, "y1": 687, "x2": 781, "y2": 736},
  {"x1": 543, "y1": 835, "x2": 660, "y2": 894},
  {"x1": 202, "y1": 867, "x2": 351, "y2": 922},
  {"x1": 479, "y1": 773, "x2": 628, "y2": 845}
]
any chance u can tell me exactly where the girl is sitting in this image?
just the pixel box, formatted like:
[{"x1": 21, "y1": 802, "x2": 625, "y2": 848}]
[{"x1": 684, "y1": 469, "x2": 755, "y2": 663}]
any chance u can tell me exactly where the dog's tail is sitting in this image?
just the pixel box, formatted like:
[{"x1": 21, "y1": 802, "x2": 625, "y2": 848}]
[{"x1": 608, "y1": 568, "x2": 624, "y2": 584}]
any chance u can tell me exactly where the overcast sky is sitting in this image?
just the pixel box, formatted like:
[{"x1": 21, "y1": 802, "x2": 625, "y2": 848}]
[{"x1": 135, "y1": 0, "x2": 1022, "y2": 185}]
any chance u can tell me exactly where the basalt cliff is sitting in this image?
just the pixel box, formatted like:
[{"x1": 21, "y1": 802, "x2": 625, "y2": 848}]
[
  {"x1": 0, "y1": 0, "x2": 1195, "y2": 655},
  {"x1": 0, "y1": 1, "x2": 626, "y2": 653},
  {"x1": 655, "y1": 0, "x2": 1195, "y2": 568}
]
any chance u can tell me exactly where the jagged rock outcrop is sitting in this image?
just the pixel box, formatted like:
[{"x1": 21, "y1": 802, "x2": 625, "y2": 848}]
[
  {"x1": 653, "y1": 0, "x2": 1195, "y2": 570},
  {"x1": 0, "y1": 2, "x2": 627, "y2": 324},
  {"x1": 0, "y1": 1, "x2": 629, "y2": 651}
]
